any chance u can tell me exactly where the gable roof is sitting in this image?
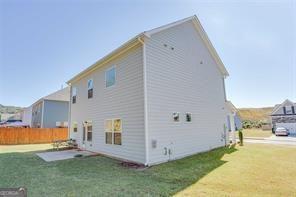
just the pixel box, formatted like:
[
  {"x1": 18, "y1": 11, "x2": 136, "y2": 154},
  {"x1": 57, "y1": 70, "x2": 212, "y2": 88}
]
[
  {"x1": 43, "y1": 86, "x2": 70, "y2": 102},
  {"x1": 67, "y1": 15, "x2": 229, "y2": 84},
  {"x1": 32, "y1": 87, "x2": 70, "y2": 107},
  {"x1": 271, "y1": 99, "x2": 295, "y2": 115}
]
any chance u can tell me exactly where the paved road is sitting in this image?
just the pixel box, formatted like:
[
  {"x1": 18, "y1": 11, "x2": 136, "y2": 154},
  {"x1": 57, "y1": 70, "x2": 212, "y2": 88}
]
[{"x1": 245, "y1": 135, "x2": 296, "y2": 146}]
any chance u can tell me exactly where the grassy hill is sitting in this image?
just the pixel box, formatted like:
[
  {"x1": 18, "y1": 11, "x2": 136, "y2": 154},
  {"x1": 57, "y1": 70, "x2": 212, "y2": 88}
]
[
  {"x1": 0, "y1": 104, "x2": 22, "y2": 114},
  {"x1": 238, "y1": 107, "x2": 273, "y2": 122}
]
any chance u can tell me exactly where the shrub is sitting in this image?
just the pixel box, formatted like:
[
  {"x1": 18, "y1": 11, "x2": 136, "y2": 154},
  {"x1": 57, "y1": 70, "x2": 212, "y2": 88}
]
[
  {"x1": 242, "y1": 120, "x2": 264, "y2": 129},
  {"x1": 238, "y1": 129, "x2": 243, "y2": 146}
]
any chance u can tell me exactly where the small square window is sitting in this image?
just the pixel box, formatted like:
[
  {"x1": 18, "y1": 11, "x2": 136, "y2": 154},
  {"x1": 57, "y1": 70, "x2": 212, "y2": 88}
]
[
  {"x1": 106, "y1": 67, "x2": 116, "y2": 87},
  {"x1": 186, "y1": 113, "x2": 192, "y2": 122},
  {"x1": 173, "y1": 113, "x2": 179, "y2": 122}
]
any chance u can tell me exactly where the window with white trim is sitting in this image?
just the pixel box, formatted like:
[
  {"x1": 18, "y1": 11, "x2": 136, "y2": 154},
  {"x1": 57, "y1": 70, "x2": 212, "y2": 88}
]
[
  {"x1": 105, "y1": 67, "x2": 116, "y2": 87},
  {"x1": 88, "y1": 79, "x2": 93, "y2": 99},
  {"x1": 72, "y1": 87, "x2": 77, "y2": 104},
  {"x1": 104, "y1": 119, "x2": 122, "y2": 145}
]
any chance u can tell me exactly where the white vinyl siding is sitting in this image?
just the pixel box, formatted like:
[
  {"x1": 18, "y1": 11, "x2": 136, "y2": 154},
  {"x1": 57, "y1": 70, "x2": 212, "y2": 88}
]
[
  {"x1": 105, "y1": 67, "x2": 116, "y2": 87},
  {"x1": 145, "y1": 21, "x2": 227, "y2": 165},
  {"x1": 70, "y1": 44, "x2": 145, "y2": 164}
]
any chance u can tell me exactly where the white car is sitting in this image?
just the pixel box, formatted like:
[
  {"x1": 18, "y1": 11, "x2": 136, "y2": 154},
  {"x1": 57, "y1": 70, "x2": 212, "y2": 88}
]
[{"x1": 275, "y1": 127, "x2": 289, "y2": 136}]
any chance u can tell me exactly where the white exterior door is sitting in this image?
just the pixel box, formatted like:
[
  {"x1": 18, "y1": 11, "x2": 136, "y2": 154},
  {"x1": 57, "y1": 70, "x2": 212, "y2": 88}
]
[{"x1": 276, "y1": 123, "x2": 296, "y2": 135}]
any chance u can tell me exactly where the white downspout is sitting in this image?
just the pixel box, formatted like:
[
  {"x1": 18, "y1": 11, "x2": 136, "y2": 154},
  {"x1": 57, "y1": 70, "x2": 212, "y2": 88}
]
[
  {"x1": 68, "y1": 85, "x2": 72, "y2": 140},
  {"x1": 230, "y1": 112, "x2": 236, "y2": 143},
  {"x1": 138, "y1": 36, "x2": 149, "y2": 166}
]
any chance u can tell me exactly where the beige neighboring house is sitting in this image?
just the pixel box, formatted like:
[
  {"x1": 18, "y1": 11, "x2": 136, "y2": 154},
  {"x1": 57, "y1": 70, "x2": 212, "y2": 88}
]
[{"x1": 67, "y1": 15, "x2": 230, "y2": 166}]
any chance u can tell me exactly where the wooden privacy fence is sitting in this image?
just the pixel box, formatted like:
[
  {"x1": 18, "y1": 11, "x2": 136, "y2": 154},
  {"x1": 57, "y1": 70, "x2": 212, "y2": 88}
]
[{"x1": 0, "y1": 128, "x2": 68, "y2": 145}]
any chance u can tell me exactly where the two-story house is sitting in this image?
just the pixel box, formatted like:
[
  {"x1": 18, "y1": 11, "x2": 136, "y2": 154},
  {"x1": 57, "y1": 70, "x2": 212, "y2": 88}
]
[{"x1": 67, "y1": 16, "x2": 230, "y2": 166}]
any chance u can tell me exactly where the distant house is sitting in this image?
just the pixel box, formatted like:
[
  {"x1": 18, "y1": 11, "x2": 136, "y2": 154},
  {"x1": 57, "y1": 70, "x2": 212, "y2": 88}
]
[
  {"x1": 226, "y1": 101, "x2": 242, "y2": 131},
  {"x1": 67, "y1": 16, "x2": 230, "y2": 166},
  {"x1": 21, "y1": 106, "x2": 32, "y2": 127},
  {"x1": 31, "y1": 87, "x2": 70, "y2": 128},
  {"x1": 271, "y1": 99, "x2": 296, "y2": 134}
]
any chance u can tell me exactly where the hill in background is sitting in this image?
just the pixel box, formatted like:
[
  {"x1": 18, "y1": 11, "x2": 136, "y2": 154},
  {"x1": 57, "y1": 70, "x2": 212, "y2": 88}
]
[
  {"x1": 238, "y1": 107, "x2": 273, "y2": 122},
  {"x1": 0, "y1": 104, "x2": 22, "y2": 114}
]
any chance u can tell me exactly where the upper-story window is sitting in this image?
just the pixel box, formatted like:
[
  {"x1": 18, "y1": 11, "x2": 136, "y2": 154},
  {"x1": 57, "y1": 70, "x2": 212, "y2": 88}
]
[
  {"x1": 285, "y1": 106, "x2": 293, "y2": 114},
  {"x1": 88, "y1": 79, "x2": 93, "y2": 99},
  {"x1": 105, "y1": 67, "x2": 116, "y2": 88},
  {"x1": 72, "y1": 87, "x2": 77, "y2": 104}
]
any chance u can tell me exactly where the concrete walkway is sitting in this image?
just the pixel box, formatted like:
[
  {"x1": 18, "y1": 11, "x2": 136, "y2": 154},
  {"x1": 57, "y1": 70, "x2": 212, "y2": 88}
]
[
  {"x1": 36, "y1": 149, "x2": 95, "y2": 162},
  {"x1": 245, "y1": 135, "x2": 296, "y2": 146}
]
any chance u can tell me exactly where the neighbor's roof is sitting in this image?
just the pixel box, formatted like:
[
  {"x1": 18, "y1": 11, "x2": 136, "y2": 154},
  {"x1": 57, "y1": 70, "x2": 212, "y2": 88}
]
[
  {"x1": 271, "y1": 99, "x2": 295, "y2": 115},
  {"x1": 32, "y1": 87, "x2": 70, "y2": 106},
  {"x1": 67, "y1": 15, "x2": 229, "y2": 84},
  {"x1": 43, "y1": 86, "x2": 70, "y2": 102}
]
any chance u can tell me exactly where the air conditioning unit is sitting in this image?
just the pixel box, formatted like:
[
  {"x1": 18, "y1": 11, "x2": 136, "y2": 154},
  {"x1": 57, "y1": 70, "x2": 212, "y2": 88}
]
[
  {"x1": 56, "y1": 121, "x2": 68, "y2": 128},
  {"x1": 56, "y1": 122, "x2": 61, "y2": 127}
]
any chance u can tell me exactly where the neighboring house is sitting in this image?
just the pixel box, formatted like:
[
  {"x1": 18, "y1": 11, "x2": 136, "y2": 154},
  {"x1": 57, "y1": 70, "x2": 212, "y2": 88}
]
[
  {"x1": 31, "y1": 87, "x2": 70, "y2": 128},
  {"x1": 21, "y1": 106, "x2": 32, "y2": 127},
  {"x1": 271, "y1": 99, "x2": 296, "y2": 134},
  {"x1": 226, "y1": 101, "x2": 242, "y2": 143},
  {"x1": 67, "y1": 16, "x2": 230, "y2": 166},
  {"x1": 226, "y1": 101, "x2": 242, "y2": 131}
]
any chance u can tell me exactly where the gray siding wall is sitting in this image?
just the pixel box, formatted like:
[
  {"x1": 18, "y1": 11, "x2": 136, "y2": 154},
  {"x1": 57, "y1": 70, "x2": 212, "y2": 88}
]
[
  {"x1": 31, "y1": 101, "x2": 43, "y2": 128},
  {"x1": 70, "y1": 45, "x2": 146, "y2": 164},
  {"x1": 43, "y1": 100, "x2": 69, "y2": 128},
  {"x1": 145, "y1": 21, "x2": 227, "y2": 165}
]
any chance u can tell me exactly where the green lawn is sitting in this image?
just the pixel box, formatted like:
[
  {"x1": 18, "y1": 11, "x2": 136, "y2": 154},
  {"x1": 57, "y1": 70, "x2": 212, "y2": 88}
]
[
  {"x1": 0, "y1": 143, "x2": 295, "y2": 196},
  {"x1": 238, "y1": 129, "x2": 272, "y2": 138}
]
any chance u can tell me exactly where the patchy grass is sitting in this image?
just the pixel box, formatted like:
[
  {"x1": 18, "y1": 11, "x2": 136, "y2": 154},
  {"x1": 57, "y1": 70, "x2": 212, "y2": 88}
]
[
  {"x1": 238, "y1": 129, "x2": 272, "y2": 138},
  {"x1": 1, "y1": 144, "x2": 295, "y2": 196}
]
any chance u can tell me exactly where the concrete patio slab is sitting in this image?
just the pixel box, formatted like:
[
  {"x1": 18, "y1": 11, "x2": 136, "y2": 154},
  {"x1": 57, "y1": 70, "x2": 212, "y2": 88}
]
[{"x1": 36, "y1": 149, "x2": 95, "y2": 162}]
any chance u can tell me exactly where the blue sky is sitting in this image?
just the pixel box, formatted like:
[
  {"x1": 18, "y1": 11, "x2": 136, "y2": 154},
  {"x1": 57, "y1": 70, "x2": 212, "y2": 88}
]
[{"x1": 0, "y1": 0, "x2": 295, "y2": 108}]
